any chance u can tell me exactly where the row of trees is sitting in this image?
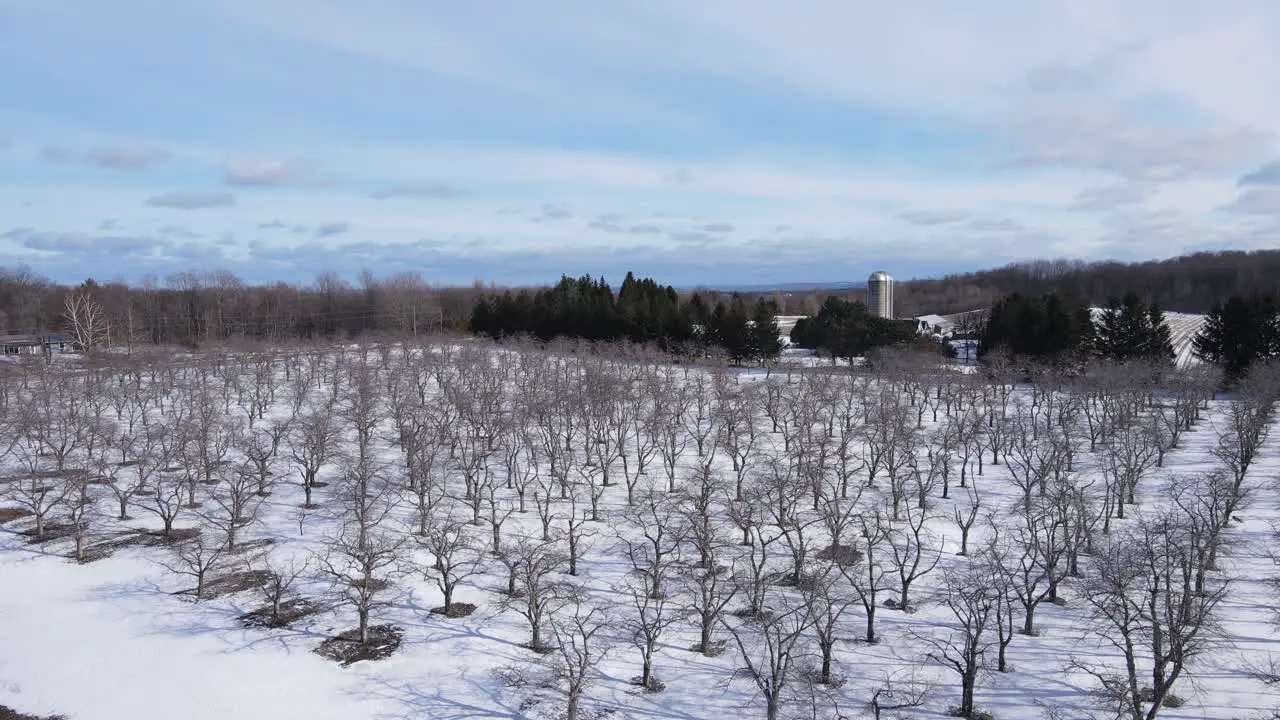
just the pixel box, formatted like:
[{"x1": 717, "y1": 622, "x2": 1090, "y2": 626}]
[
  {"x1": 979, "y1": 291, "x2": 1175, "y2": 365},
  {"x1": 470, "y1": 273, "x2": 782, "y2": 364},
  {"x1": 0, "y1": 266, "x2": 467, "y2": 348},
  {"x1": 978, "y1": 288, "x2": 1280, "y2": 381},
  {"x1": 3, "y1": 335, "x2": 1272, "y2": 720}
]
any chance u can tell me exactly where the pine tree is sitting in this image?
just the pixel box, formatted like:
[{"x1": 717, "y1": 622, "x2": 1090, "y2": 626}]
[
  {"x1": 980, "y1": 292, "x2": 1092, "y2": 360},
  {"x1": 1146, "y1": 303, "x2": 1175, "y2": 362},
  {"x1": 1193, "y1": 295, "x2": 1280, "y2": 379},
  {"x1": 1094, "y1": 293, "x2": 1173, "y2": 363},
  {"x1": 748, "y1": 299, "x2": 782, "y2": 364}
]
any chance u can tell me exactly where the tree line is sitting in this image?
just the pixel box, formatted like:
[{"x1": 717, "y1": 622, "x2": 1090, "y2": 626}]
[
  {"x1": 977, "y1": 287, "x2": 1280, "y2": 381},
  {"x1": 470, "y1": 273, "x2": 783, "y2": 365},
  {"x1": 0, "y1": 266, "x2": 475, "y2": 348}
]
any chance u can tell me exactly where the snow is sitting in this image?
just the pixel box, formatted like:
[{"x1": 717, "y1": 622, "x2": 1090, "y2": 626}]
[{"x1": 2, "y1": 346, "x2": 1279, "y2": 720}]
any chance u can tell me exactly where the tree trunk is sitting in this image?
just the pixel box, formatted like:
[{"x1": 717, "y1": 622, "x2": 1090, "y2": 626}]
[
  {"x1": 961, "y1": 667, "x2": 976, "y2": 717},
  {"x1": 566, "y1": 688, "x2": 581, "y2": 720}
]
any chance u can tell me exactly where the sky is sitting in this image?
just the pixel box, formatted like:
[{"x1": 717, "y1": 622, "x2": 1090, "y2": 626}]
[{"x1": 2, "y1": 0, "x2": 1280, "y2": 288}]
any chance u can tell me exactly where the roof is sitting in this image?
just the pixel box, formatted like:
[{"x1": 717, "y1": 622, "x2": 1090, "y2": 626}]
[
  {"x1": 868, "y1": 270, "x2": 893, "y2": 282},
  {"x1": 0, "y1": 333, "x2": 74, "y2": 345},
  {"x1": 915, "y1": 314, "x2": 950, "y2": 327},
  {"x1": 0, "y1": 334, "x2": 41, "y2": 345}
]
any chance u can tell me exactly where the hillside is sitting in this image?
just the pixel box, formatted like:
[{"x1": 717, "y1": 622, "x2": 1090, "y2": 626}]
[{"x1": 894, "y1": 250, "x2": 1280, "y2": 317}]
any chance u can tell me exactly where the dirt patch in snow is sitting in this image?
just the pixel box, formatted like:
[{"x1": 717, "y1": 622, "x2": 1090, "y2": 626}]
[
  {"x1": 22, "y1": 523, "x2": 77, "y2": 544},
  {"x1": 429, "y1": 602, "x2": 477, "y2": 618},
  {"x1": 314, "y1": 624, "x2": 404, "y2": 666},
  {"x1": 200, "y1": 570, "x2": 275, "y2": 599},
  {"x1": 238, "y1": 597, "x2": 324, "y2": 629},
  {"x1": 0, "y1": 507, "x2": 32, "y2": 523}
]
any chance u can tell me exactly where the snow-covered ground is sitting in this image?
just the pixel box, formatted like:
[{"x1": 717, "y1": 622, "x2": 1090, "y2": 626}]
[{"x1": 1, "y1": 345, "x2": 1277, "y2": 720}]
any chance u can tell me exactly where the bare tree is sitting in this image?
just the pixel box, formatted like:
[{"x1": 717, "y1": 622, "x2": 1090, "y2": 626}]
[
  {"x1": 549, "y1": 594, "x2": 613, "y2": 720},
  {"x1": 405, "y1": 425, "x2": 448, "y2": 536},
  {"x1": 869, "y1": 670, "x2": 931, "y2": 720},
  {"x1": 619, "y1": 573, "x2": 677, "y2": 691},
  {"x1": 501, "y1": 536, "x2": 572, "y2": 651},
  {"x1": 1212, "y1": 396, "x2": 1271, "y2": 499},
  {"x1": 420, "y1": 514, "x2": 484, "y2": 616},
  {"x1": 721, "y1": 590, "x2": 814, "y2": 720},
  {"x1": 65, "y1": 470, "x2": 100, "y2": 562},
  {"x1": 289, "y1": 407, "x2": 339, "y2": 509},
  {"x1": 4, "y1": 460, "x2": 71, "y2": 540},
  {"x1": 157, "y1": 530, "x2": 226, "y2": 600},
  {"x1": 677, "y1": 464, "x2": 729, "y2": 570},
  {"x1": 104, "y1": 423, "x2": 168, "y2": 520},
  {"x1": 314, "y1": 526, "x2": 408, "y2": 645},
  {"x1": 64, "y1": 289, "x2": 110, "y2": 351},
  {"x1": 1075, "y1": 514, "x2": 1229, "y2": 720},
  {"x1": 202, "y1": 462, "x2": 264, "y2": 550},
  {"x1": 1099, "y1": 420, "x2": 1162, "y2": 529},
  {"x1": 756, "y1": 456, "x2": 821, "y2": 587},
  {"x1": 885, "y1": 503, "x2": 942, "y2": 613},
  {"x1": 243, "y1": 419, "x2": 290, "y2": 497},
  {"x1": 562, "y1": 480, "x2": 599, "y2": 577},
  {"x1": 842, "y1": 510, "x2": 893, "y2": 644},
  {"x1": 138, "y1": 468, "x2": 187, "y2": 539},
  {"x1": 918, "y1": 564, "x2": 998, "y2": 719},
  {"x1": 246, "y1": 549, "x2": 311, "y2": 626},
  {"x1": 953, "y1": 483, "x2": 982, "y2": 556},
  {"x1": 801, "y1": 563, "x2": 857, "y2": 685},
  {"x1": 681, "y1": 551, "x2": 739, "y2": 657},
  {"x1": 619, "y1": 490, "x2": 686, "y2": 599},
  {"x1": 1002, "y1": 504, "x2": 1069, "y2": 636}
]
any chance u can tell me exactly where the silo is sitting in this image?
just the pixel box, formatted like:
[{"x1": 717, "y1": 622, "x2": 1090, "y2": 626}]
[{"x1": 867, "y1": 270, "x2": 894, "y2": 319}]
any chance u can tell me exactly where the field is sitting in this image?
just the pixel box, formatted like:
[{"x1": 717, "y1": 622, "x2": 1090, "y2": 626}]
[{"x1": 1, "y1": 342, "x2": 1278, "y2": 720}]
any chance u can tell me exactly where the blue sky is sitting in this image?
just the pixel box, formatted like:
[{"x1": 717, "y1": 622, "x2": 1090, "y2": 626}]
[{"x1": 3, "y1": 0, "x2": 1280, "y2": 288}]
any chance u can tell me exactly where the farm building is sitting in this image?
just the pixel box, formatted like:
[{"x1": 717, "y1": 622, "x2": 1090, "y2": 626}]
[{"x1": 1, "y1": 333, "x2": 76, "y2": 356}]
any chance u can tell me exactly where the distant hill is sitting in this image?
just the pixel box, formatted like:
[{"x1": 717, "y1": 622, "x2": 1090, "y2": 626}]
[
  {"x1": 895, "y1": 250, "x2": 1280, "y2": 316},
  {"x1": 707, "y1": 281, "x2": 865, "y2": 293}
]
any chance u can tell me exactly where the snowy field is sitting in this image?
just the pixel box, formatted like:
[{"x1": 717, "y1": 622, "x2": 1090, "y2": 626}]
[{"x1": 1, "y1": 343, "x2": 1278, "y2": 720}]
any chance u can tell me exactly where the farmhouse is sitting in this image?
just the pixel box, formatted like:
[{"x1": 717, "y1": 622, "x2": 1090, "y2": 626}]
[{"x1": 0, "y1": 333, "x2": 76, "y2": 356}]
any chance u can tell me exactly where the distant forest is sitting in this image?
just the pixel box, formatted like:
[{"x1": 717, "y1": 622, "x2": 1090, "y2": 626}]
[
  {"x1": 892, "y1": 250, "x2": 1280, "y2": 316},
  {"x1": 1, "y1": 249, "x2": 1277, "y2": 348},
  {"x1": 761, "y1": 250, "x2": 1280, "y2": 317}
]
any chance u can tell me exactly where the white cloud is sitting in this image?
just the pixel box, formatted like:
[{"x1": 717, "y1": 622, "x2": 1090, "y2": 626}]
[
  {"x1": 6, "y1": 0, "x2": 1280, "y2": 283},
  {"x1": 40, "y1": 143, "x2": 168, "y2": 170},
  {"x1": 144, "y1": 191, "x2": 236, "y2": 210},
  {"x1": 222, "y1": 157, "x2": 313, "y2": 187}
]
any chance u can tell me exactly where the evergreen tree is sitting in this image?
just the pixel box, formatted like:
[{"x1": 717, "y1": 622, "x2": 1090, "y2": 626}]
[
  {"x1": 788, "y1": 297, "x2": 914, "y2": 363},
  {"x1": 710, "y1": 294, "x2": 752, "y2": 364},
  {"x1": 980, "y1": 292, "x2": 1092, "y2": 360},
  {"x1": 1094, "y1": 292, "x2": 1174, "y2": 363},
  {"x1": 1146, "y1": 303, "x2": 1175, "y2": 362},
  {"x1": 748, "y1": 298, "x2": 782, "y2": 364},
  {"x1": 1193, "y1": 295, "x2": 1280, "y2": 379}
]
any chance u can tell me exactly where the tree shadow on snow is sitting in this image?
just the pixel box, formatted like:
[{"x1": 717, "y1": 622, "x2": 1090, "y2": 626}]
[{"x1": 352, "y1": 674, "x2": 528, "y2": 720}]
